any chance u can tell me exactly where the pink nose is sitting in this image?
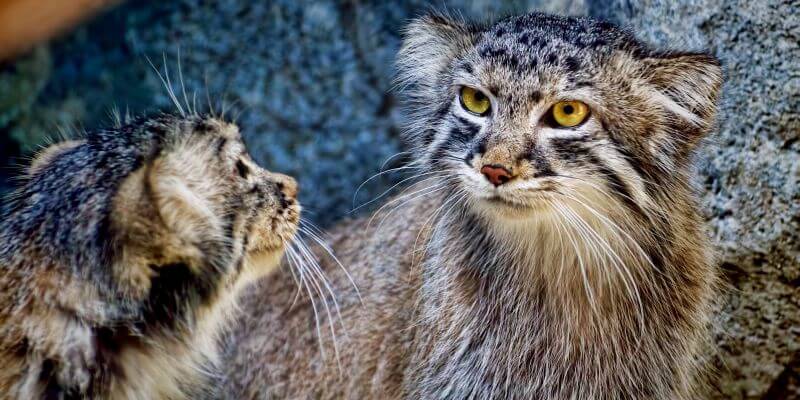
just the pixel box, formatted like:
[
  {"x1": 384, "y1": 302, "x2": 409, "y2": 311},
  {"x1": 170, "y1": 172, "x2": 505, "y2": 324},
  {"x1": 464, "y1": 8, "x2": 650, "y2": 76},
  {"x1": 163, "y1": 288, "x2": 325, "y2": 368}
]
[{"x1": 480, "y1": 165, "x2": 513, "y2": 186}]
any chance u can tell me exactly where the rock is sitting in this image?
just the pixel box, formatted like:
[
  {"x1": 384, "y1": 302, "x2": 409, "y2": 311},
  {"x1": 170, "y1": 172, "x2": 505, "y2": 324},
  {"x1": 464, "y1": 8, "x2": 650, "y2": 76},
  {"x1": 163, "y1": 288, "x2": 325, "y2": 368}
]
[{"x1": 590, "y1": 0, "x2": 800, "y2": 398}]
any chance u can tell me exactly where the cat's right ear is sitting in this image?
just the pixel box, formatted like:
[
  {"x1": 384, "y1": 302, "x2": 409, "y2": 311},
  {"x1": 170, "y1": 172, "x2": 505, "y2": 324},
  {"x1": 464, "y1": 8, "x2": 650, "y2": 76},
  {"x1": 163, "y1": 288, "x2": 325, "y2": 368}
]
[{"x1": 396, "y1": 12, "x2": 477, "y2": 93}]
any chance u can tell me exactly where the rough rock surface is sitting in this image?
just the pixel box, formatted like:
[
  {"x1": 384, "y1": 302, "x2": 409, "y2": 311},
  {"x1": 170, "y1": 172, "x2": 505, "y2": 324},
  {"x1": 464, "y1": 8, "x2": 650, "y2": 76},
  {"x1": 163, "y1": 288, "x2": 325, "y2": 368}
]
[{"x1": 0, "y1": 0, "x2": 796, "y2": 398}]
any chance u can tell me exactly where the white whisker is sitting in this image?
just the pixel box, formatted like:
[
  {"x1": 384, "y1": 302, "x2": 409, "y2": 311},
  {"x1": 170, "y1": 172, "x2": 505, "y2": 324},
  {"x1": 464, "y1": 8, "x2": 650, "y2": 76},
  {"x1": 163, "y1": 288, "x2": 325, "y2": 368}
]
[
  {"x1": 351, "y1": 172, "x2": 442, "y2": 214},
  {"x1": 293, "y1": 238, "x2": 343, "y2": 372},
  {"x1": 144, "y1": 55, "x2": 185, "y2": 117},
  {"x1": 285, "y1": 246, "x2": 326, "y2": 360},
  {"x1": 351, "y1": 165, "x2": 423, "y2": 210},
  {"x1": 176, "y1": 47, "x2": 192, "y2": 116},
  {"x1": 298, "y1": 222, "x2": 362, "y2": 303}
]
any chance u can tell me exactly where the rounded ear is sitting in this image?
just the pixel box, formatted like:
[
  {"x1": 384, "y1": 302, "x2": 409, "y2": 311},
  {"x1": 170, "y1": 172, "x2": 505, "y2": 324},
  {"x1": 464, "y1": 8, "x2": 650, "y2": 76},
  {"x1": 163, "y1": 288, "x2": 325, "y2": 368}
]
[
  {"x1": 109, "y1": 149, "x2": 225, "y2": 298},
  {"x1": 641, "y1": 52, "x2": 723, "y2": 131},
  {"x1": 396, "y1": 11, "x2": 477, "y2": 96}
]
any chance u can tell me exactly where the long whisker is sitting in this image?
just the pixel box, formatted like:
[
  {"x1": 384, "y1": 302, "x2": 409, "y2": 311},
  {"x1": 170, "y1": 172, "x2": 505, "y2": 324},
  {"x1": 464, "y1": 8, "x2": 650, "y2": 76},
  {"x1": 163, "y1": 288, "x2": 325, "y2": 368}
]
[
  {"x1": 285, "y1": 246, "x2": 326, "y2": 360},
  {"x1": 161, "y1": 54, "x2": 186, "y2": 116},
  {"x1": 144, "y1": 55, "x2": 185, "y2": 117},
  {"x1": 176, "y1": 47, "x2": 192, "y2": 116},
  {"x1": 380, "y1": 151, "x2": 413, "y2": 171},
  {"x1": 549, "y1": 200, "x2": 600, "y2": 317},
  {"x1": 294, "y1": 236, "x2": 346, "y2": 328},
  {"x1": 351, "y1": 165, "x2": 423, "y2": 210},
  {"x1": 282, "y1": 246, "x2": 305, "y2": 309},
  {"x1": 293, "y1": 238, "x2": 343, "y2": 372},
  {"x1": 366, "y1": 181, "x2": 448, "y2": 230},
  {"x1": 373, "y1": 184, "x2": 449, "y2": 232},
  {"x1": 558, "y1": 191, "x2": 649, "y2": 338},
  {"x1": 298, "y1": 222, "x2": 362, "y2": 303},
  {"x1": 554, "y1": 198, "x2": 645, "y2": 335},
  {"x1": 561, "y1": 187, "x2": 658, "y2": 274},
  {"x1": 351, "y1": 172, "x2": 442, "y2": 214},
  {"x1": 412, "y1": 189, "x2": 468, "y2": 261},
  {"x1": 559, "y1": 203, "x2": 628, "y2": 299},
  {"x1": 284, "y1": 253, "x2": 304, "y2": 310},
  {"x1": 552, "y1": 173, "x2": 647, "y2": 222}
]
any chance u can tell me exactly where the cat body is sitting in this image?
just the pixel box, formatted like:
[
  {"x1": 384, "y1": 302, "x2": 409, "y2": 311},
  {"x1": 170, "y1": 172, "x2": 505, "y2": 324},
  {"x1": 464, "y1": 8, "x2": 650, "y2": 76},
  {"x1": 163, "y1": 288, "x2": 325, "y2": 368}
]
[
  {"x1": 225, "y1": 11, "x2": 721, "y2": 400},
  {"x1": 0, "y1": 114, "x2": 299, "y2": 399}
]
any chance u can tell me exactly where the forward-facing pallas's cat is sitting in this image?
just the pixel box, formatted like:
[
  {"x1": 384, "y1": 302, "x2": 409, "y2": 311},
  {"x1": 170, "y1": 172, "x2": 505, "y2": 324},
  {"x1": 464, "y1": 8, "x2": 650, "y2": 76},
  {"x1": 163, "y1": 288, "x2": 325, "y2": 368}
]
[
  {"x1": 0, "y1": 114, "x2": 300, "y2": 399},
  {"x1": 225, "y1": 12, "x2": 722, "y2": 399}
]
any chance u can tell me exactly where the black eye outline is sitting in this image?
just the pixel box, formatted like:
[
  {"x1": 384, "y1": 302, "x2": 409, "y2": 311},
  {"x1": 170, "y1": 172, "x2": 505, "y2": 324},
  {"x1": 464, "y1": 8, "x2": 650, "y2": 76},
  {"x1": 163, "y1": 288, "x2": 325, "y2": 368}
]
[
  {"x1": 458, "y1": 86, "x2": 492, "y2": 117},
  {"x1": 235, "y1": 159, "x2": 250, "y2": 179}
]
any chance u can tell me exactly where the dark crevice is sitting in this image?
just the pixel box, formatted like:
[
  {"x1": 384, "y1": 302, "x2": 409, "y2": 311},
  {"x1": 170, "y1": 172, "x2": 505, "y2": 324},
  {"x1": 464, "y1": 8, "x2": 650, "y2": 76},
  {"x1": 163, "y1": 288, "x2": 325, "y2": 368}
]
[{"x1": 761, "y1": 351, "x2": 800, "y2": 400}]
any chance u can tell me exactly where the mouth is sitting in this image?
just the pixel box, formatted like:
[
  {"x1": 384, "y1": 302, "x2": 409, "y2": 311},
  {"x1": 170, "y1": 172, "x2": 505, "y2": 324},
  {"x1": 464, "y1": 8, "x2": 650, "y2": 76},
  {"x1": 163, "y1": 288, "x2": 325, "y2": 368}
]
[
  {"x1": 475, "y1": 190, "x2": 556, "y2": 216},
  {"x1": 249, "y1": 202, "x2": 301, "y2": 254},
  {"x1": 486, "y1": 195, "x2": 527, "y2": 208}
]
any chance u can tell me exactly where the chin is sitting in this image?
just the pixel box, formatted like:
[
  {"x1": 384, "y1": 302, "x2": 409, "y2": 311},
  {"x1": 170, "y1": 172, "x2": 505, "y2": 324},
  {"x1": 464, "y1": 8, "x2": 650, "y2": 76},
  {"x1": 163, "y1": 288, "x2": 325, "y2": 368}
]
[
  {"x1": 471, "y1": 194, "x2": 554, "y2": 223},
  {"x1": 238, "y1": 248, "x2": 286, "y2": 288}
]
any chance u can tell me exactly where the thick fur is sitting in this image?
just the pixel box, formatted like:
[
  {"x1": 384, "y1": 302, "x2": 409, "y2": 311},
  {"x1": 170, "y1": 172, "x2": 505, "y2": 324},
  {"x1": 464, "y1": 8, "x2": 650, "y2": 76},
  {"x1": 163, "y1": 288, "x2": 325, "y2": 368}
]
[
  {"x1": 224, "y1": 12, "x2": 722, "y2": 399},
  {"x1": 0, "y1": 114, "x2": 300, "y2": 399}
]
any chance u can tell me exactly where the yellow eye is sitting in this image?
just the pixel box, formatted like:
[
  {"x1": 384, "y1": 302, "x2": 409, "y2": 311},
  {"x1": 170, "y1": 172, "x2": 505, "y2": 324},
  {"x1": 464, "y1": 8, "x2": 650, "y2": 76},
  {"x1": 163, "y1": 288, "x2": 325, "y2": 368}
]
[
  {"x1": 459, "y1": 87, "x2": 491, "y2": 115},
  {"x1": 552, "y1": 100, "x2": 590, "y2": 127}
]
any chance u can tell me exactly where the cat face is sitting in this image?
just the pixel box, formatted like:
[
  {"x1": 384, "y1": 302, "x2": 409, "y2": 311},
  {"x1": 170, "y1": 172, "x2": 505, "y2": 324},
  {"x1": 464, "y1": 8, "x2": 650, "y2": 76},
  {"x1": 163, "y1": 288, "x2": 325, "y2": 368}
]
[
  {"x1": 397, "y1": 12, "x2": 721, "y2": 224},
  {"x1": 109, "y1": 115, "x2": 300, "y2": 298}
]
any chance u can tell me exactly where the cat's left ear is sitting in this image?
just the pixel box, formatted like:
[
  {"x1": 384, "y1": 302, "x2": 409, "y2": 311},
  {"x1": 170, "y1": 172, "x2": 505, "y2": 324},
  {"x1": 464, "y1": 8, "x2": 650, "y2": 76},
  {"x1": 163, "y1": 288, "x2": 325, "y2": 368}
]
[
  {"x1": 396, "y1": 12, "x2": 478, "y2": 94},
  {"x1": 641, "y1": 52, "x2": 723, "y2": 132},
  {"x1": 109, "y1": 147, "x2": 226, "y2": 299}
]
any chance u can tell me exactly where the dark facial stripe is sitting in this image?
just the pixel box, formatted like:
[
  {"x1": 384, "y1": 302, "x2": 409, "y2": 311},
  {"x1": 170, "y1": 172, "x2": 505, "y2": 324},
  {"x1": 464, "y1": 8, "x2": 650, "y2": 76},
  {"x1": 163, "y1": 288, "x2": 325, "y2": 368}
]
[
  {"x1": 599, "y1": 121, "x2": 659, "y2": 189},
  {"x1": 420, "y1": 102, "x2": 454, "y2": 147},
  {"x1": 421, "y1": 129, "x2": 437, "y2": 147},
  {"x1": 448, "y1": 127, "x2": 471, "y2": 146},
  {"x1": 449, "y1": 117, "x2": 481, "y2": 144},
  {"x1": 472, "y1": 135, "x2": 488, "y2": 156},
  {"x1": 550, "y1": 138, "x2": 646, "y2": 219},
  {"x1": 462, "y1": 131, "x2": 491, "y2": 167},
  {"x1": 525, "y1": 144, "x2": 555, "y2": 178},
  {"x1": 429, "y1": 141, "x2": 452, "y2": 170},
  {"x1": 215, "y1": 137, "x2": 228, "y2": 156}
]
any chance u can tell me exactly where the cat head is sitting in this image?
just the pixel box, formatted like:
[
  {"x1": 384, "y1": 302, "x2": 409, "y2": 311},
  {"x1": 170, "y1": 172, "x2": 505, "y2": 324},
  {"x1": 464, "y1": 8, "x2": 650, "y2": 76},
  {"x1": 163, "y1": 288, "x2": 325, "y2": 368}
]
[
  {"x1": 2, "y1": 114, "x2": 299, "y2": 326},
  {"x1": 396, "y1": 12, "x2": 722, "y2": 225}
]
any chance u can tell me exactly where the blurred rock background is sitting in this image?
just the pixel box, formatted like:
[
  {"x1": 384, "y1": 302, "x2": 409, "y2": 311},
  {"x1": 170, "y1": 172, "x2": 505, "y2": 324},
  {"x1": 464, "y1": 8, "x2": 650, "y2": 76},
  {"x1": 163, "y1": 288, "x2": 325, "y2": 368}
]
[{"x1": 0, "y1": 0, "x2": 796, "y2": 398}]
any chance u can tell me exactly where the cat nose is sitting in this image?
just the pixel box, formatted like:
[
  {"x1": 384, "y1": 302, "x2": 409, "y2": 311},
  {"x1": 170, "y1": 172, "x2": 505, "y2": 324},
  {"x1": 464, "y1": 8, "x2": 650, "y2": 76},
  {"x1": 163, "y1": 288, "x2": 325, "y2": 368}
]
[{"x1": 480, "y1": 164, "x2": 513, "y2": 186}]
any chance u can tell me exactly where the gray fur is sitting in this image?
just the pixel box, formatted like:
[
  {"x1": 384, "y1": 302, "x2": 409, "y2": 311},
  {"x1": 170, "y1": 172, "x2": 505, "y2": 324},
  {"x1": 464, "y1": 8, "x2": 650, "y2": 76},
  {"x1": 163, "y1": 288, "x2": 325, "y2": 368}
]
[
  {"x1": 1, "y1": 113, "x2": 299, "y2": 399},
  {"x1": 225, "y1": 11, "x2": 722, "y2": 399}
]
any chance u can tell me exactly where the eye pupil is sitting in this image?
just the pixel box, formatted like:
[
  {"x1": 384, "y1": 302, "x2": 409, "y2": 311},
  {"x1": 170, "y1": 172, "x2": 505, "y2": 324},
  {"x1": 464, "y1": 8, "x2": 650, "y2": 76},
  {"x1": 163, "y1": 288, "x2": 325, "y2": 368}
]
[{"x1": 563, "y1": 104, "x2": 574, "y2": 114}]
